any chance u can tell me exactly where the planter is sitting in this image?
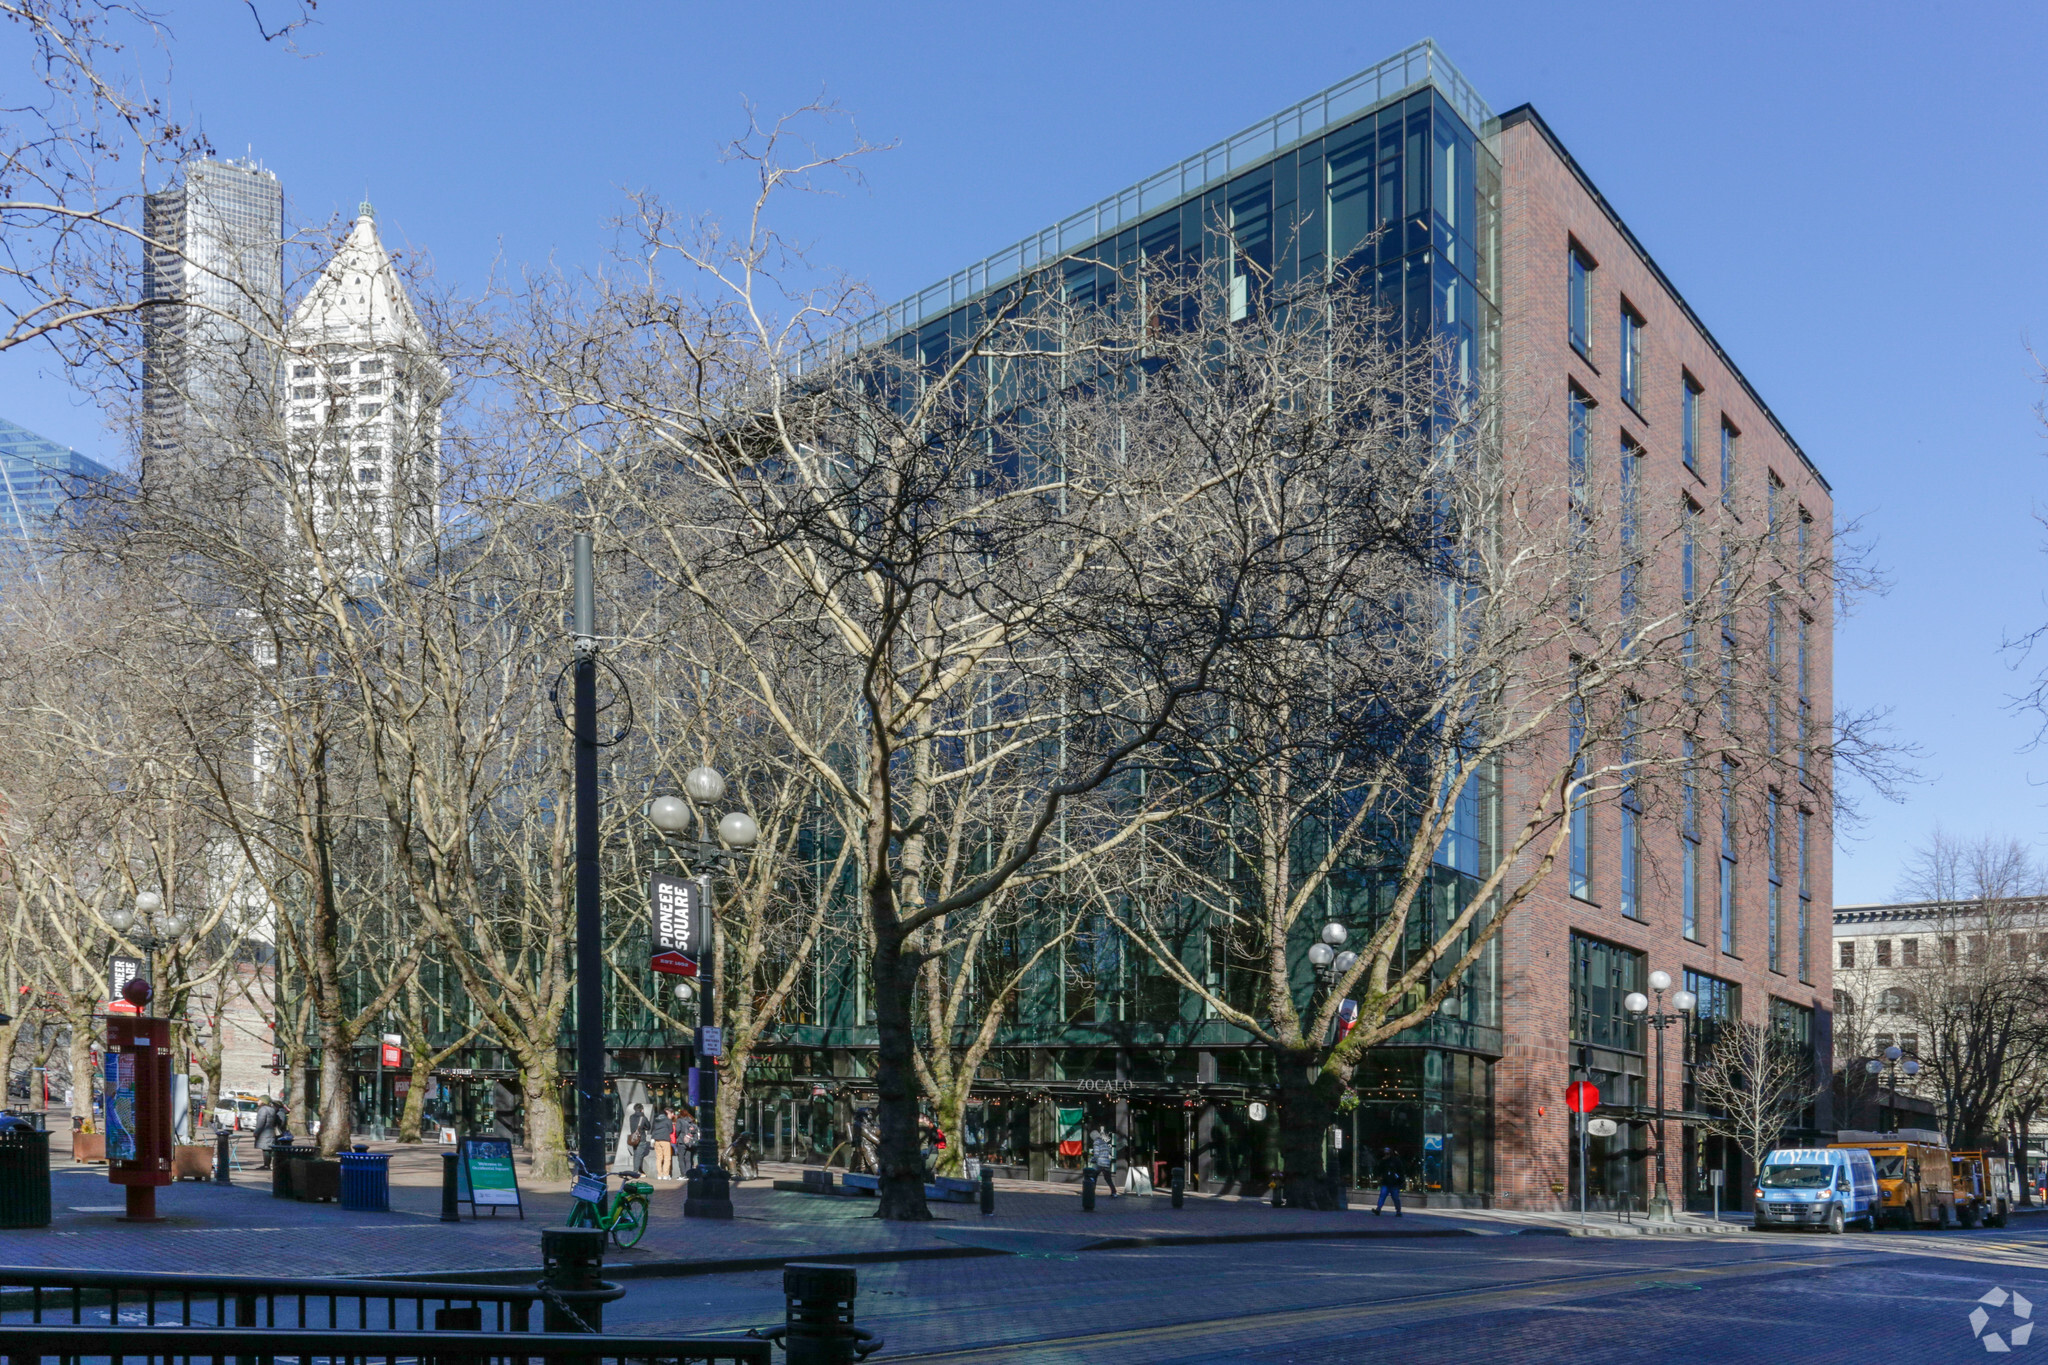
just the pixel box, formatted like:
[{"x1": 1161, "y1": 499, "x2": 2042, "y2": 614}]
[
  {"x1": 172, "y1": 1144, "x2": 215, "y2": 1181},
  {"x1": 293, "y1": 1158, "x2": 340, "y2": 1203},
  {"x1": 72, "y1": 1132, "x2": 105, "y2": 1163}
]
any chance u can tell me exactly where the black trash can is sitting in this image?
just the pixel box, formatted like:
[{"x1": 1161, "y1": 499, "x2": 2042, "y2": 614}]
[
  {"x1": 338, "y1": 1150, "x2": 390, "y2": 1212},
  {"x1": 270, "y1": 1140, "x2": 304, "y2": 1199},
  {"x1": 0, "y1": 1125, "x2": 53, "y2": 1228}
]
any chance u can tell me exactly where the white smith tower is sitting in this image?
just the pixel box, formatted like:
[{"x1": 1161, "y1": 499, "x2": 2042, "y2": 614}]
[{"x1": 283, "y1": 205, "x2": 446, "y2": 549}]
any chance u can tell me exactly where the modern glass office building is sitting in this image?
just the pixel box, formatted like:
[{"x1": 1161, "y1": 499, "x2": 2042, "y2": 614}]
[{"x1": 0, "y1": 416, "x2": 117, "y2": 563}]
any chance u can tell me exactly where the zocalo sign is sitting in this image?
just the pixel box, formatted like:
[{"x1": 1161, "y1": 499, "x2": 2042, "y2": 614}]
[{"x1": 649, "y1": 872, "x2": 705, "y2": 976}]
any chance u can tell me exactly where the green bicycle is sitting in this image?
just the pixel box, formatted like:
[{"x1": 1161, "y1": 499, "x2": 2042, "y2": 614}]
[{"x1": 566, "y1": 1153, "x2": 651, "y2": 1248}]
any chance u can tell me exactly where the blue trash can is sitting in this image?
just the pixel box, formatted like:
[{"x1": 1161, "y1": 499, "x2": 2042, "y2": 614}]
[{"x1": 338, "y1": 1150, "x2": 391, "y2": 1212}]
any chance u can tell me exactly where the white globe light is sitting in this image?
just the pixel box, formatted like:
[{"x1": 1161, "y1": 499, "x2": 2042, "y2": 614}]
[
  {"x1": 648, "y1": 794, "x2": 692, "y2": 835},
  {"x1": 1902, "y1": 1058, "x2": 1921, "y2": 1075},
  {"x1": 1647, "y1": 969, "x2": 1672, "y2": 992},
  {"x1": 161, "y1": 913, "x2": 188, "y2": 939},
  {"x1": 718, "y1": 811, "x2": 760, "y2": 848},
  {"x1": 1884, "y1": 1045, "x2": 1902, "y2": 1062},
  {"x1": 673, "y1": 981, "x2": 695, "y2": 1003},
  {"x1": 1321, "y1": 923, "x2": 1348, "y2": 947},
  {"x1": 1866, "y1": 1058, "x2": 1883, "y2": 1075},
  {"x1": 1307, "y1": 942, "x2": 1334, "y2": 967},
  {"x1": 1333, "y1": 951, "x2": 1358, "y2": 974},
  {"x1": 684, "y1": 766, "x2": 727, "y2": 803},
  {"x1": 1671, "y1": 989, "x2": 1698, "y2": 1013},
  {"x1": 1623, "y1": 991, "x2": 1649, "y2": 1015},
  {"x1": 106, "y1": 906, "x2": 135, "y2": 933}
]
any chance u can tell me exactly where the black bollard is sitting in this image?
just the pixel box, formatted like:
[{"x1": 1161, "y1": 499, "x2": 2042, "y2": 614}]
[
  {"x1": 979, "y1": 1164, "x2": 995, "y2": 1217},
  {"x1": 440, "y1": 1150, "x2": 461, "y2": 1222},
  {"x1": 1171, "y1": 1165, "x2": 1185, "y2": 1209},
  {"x1": 1081, "y1": 1166, "x2": 1097, "y2": 1212},
  {"x1": 541, "y1": 1227, "x2": 609, "y2": 1333},
  {"x1": 777, "y1": 1262, "x2": 880, "y2": 1365},
  {"x1": 215, "y1": 1129, "x2": 232, "y2": 1185}
]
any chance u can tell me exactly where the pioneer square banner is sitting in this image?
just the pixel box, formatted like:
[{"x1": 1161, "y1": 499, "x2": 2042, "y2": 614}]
[{"x1": 649, "y1": 871, "x2": 704, "y2": 976}]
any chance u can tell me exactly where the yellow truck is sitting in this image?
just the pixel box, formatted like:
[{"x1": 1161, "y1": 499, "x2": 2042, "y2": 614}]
[
  {"x1": 1951, "y1": 1150, "x2": 2013, "y2": 1228},
  {"x1": 1831, "y1": 1129, "x2": 1955, "y2": 1229}
]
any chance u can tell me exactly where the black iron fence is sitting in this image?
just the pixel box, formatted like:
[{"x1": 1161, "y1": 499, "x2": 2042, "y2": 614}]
[
  {"x1": 0, "y1": 1269, "x2": 554, "y2": 1333},
  {"x1": 0, "y1": 1324, "x2": 771, "y2": 1364}
]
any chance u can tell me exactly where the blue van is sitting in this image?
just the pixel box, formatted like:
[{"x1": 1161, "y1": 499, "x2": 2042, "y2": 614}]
[{"x1": 1753, "y1": 1147, "x2": 1881, "y2": 1232}]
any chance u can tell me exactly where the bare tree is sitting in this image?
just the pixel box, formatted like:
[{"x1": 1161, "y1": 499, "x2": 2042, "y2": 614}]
[{"x1": 1693, "y1": 1018, "x2": 1822, "y2": 1176}]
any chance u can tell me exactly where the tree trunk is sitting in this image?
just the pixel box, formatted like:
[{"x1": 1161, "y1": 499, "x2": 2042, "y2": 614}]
[
  {"x1": 316, "y1": 1013, "x2": 354, "y2": 1156},
  {"x1": 518, "y1": 1055, "x2": 570, "y2": 1180},
  {"x1": 718, "y1": 1050, "x2": 748, "y2": 1158},
  {"x1": 66, "y1": 1007, "x2": 96, "y2": 1129},
  {"x1": 1274, "y1": 1047, "x2": 1346, "y2": 1211},
  {"x1": 870, "y1": 929, "x2": 930, "y2": 1220},
  {"x1": 932, "y1": 1075, "x2": 971, "y2": 1179},
  {"x1": 397, "y1": 1054, "x2": 433, "y2": 1142}
]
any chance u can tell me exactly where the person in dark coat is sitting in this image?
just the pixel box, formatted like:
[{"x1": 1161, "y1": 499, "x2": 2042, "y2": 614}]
[
  {"x1": 1374, "y1": 1146, "x2": 1405, "y2": 1216},
  {"x1": 252, "y1": 1099, "x2": 282, "y2": 1168}
]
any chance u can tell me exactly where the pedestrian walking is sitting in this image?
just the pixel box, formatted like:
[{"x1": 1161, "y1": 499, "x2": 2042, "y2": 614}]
[
  {"x1": 1374, "y1": 1146, "x2": 1404, "y2": 1216},
  {"x1": 678, "y1": 1107, "x2": 701, "y2": 1172},
  {"x1": 252, "y1": 1097, "x2": 281, "y2": 1169},
  {"x1": 625, "y1": 1102, "x2": 649, "y2": 1173},
  {"x1": 651, "y1": 1106, "x2": 676, "y2": 1180},
  {"x1": 1089, "y1": 1124, "x2": 1118, "y2": 1198}
]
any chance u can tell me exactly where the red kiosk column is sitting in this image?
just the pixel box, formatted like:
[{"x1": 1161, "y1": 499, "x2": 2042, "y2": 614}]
[{"x1": 104, "y1": 978, "x2": 174, "y2": 1222}]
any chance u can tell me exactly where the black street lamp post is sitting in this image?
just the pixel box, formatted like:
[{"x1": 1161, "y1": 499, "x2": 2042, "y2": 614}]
[
  {"x1": 1864, "y1": 1044, "x2": 1920, "y2": 1132},
  {"x1": 1625, "y1": 970, "x2": 1696, "y2": 1222},
  {"x1": 648, "y1": 780, "x2": 758, "y2": 1219}
]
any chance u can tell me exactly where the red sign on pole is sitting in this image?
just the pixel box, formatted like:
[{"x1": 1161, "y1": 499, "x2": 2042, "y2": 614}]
[
  {"x1": 380, "y1": 1042, "x2": 402, "y2": 1069},
  {"x1": 1565, "y1": 1081, "x2": 1600, "y2": 1113}
]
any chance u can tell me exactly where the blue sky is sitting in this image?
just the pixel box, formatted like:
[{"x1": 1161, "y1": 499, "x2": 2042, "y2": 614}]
[{"x1": 2, "y1": 0, "x2": 2043, "y2": 904}]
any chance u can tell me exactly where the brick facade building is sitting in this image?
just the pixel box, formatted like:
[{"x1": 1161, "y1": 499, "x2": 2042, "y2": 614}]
[{"x1": 1490, "y1": 107, "x2": 1834, "y2": 1210}]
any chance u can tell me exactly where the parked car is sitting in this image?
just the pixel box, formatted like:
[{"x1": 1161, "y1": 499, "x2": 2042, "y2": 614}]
[
  {"x1": 212, "y1": 1093, "x2": 265, "y2": 1131},
  {"x1": 1753, "y1": 1146, "x2": 1881, "y2": 1233}
]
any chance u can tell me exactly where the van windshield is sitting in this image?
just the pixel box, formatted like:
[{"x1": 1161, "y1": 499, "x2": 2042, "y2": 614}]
[{"x1": 1760, "y1": 1164, "x2": 1834, "y2": 1189}]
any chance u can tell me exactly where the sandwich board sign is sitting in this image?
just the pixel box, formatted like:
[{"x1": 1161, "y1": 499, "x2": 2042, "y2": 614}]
[
  {"x1": 454, "y1": 1136, "x2": 524, "y2": 1219},
  {"x1": 649, "y1": 872, "x2": 704, "y2": 977}
]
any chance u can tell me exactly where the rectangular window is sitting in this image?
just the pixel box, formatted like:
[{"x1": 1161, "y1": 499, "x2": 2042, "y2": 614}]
[
  {"x1": 1620, "y1": 439, "x2": 1642, "y2": 635},
  {"x1": 1797, "y1": 508, "x2": 1812, "y2": 591},
  {"x1": 1569, "y1": 389, "x2": 1592, "y2": 620},
  {"x1": 359, "y1": 403, "x2": 383, "y2": 417},
  {"x1": 1900, "y1": 1032, "x2": 1919, "y2": 1055},
  {"x1": 1797, "y1": 808, "x2": 1812, "y2": 980},
  {"x1": 1682, "y1": 500, "x2": 1699, "y2": 701},
  {"x1": 1839, "y1": 940, "x2": 1855, "y2": 969},
  {"x1": 1902, "y1": 938, "x2": 1919, "y2": 966},
  {"x1": 1570, "y1": 932, "x2": 1644, "y2": 1052},
  {"x1": 1797, "y1": 614, "x2": 1813, "y2": 784},
  {"x1": 1767, "y1": 791, "x2": 1783, "y2": 973},
  {"x1": 1875, "y1": 939, "x2": 1892, "y2": 967},
  {"x1": 331, "y1": 361, "x2": 353, "y2": 375},
  {"x1": 1681, "y1": 374, "x2": 1702, "y2": 473},
  {"x1": 1620, "y1": 700, "x2": 1641, "y2": 920},
  {"x1": 1683, "y1": 969, "x2": 1739, "y2": 1075},
  {"x1": 1720, "y1": 420, "x2": 1739, "y2": 511},
  {"x1": 292, "y1": 385, "x2": 315, "y2": 399},
  {"x1": 359, "y1": 358, "x2": 384, "y2": 375},
  {"x1": 1682, "y1": 737, "x2": 1699, "y2": 940},
  {"x1": 1619, "y1": 303, "x2": 1642, "y2": 409},
  {"x1": 1719, "y1": 759, "x2": 1738, "y2": 954},
  {"x1": 292, "y1": 364, "x2": 314, "y2": 379},
  {"x1": 1569, "y1": 697, "x2": 1591, "y2": 900},
  {"x1": 1569, "y1": 245, "x2": 1593, "y2": 358}
]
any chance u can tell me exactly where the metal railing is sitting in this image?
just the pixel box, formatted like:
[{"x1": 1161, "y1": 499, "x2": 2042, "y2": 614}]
[
  {"x1": 0, "y1": 1324, "x2": 771, "y2": 1364},
  {"x1": 0, "y1": 1268, "x2": 558, "y2": 1333}
]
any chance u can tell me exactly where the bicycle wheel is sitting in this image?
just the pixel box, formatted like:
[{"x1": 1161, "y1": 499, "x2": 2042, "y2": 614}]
[{"x1": 610, "y1": 1194, "x2": 649, "y2": 1248}]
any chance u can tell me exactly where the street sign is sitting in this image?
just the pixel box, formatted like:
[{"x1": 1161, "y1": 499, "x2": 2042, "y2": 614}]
[
  {"x1": 1586, "y1": 1117, "x2": 1619, "y2": 1137},
  {"x1": 649, "y1": 872, "x2": 704, "y2": 977},
  {"x1": 698, "y1": 1026, "x2": 724, "y2": 1059},
  {"x1": 1565, "y1": 1081, "x2": 1600, "y2": 1113},
  {"x1": 380, "y1": 1042, "x2": 402, "y2": 1068}
]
